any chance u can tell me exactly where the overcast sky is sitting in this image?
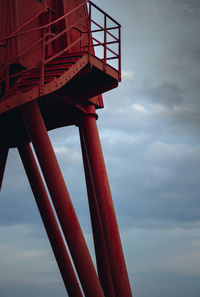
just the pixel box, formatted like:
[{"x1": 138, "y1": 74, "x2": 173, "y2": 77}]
[{"x1": 1, "y1": 0, "x2": 200, "y2": 296}]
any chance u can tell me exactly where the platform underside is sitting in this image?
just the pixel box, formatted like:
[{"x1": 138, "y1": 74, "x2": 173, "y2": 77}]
[{"x1": 0, "y1": 55, "x2": 119, "y2": 148}]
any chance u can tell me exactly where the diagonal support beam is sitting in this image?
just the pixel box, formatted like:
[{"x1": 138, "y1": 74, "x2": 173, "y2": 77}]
[
  {"x1": 79, "y1": 104, "x2": 132, "y2": 297},
  {"x1": 20, "y1": 100, "x2": 105, "y2": 297},
  {"x1": 18, "y1": 142, "x2": 83, "y2": 297},
  {"x1": 79, "y1": 127, "x2": 116, "y2": 297}
]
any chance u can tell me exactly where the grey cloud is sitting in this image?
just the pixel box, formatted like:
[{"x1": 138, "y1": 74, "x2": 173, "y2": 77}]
[
  {"x1": 1, "y1": 1, "x2": 200, "y2": 296},
  {"x1": 0, "y1": 144, "x2": 91, "y2": 231},
  {"x1": 0, "y1": 224, "x2": 66, "y2": 297},
  {"x1": 0, "y1": 150, "x2": 42, "y2": 226},
  {"x1": 133, "y1": 271, "x2": 200, "y2": 297},
  {"x1": 99, "y1": 136, "x2": 200, "y2": 229},
  {"x1": 0, "y1": 282, "x2": 66, "y2": 297},
  {"x1": 135, "y1": 82, "x2": 184, "y2": 107}
]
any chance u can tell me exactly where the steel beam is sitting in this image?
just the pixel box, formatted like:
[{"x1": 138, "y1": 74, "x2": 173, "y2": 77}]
[
  {"x1": 20, "y1": 100, "x2": 105, "y2": 297},
  {"x1": 18, "y1": 142, "x2": 83, "y2": 297},
  {"x1": 79, "y1": 104, "x2": 132, "y2": 297},
  {"x1": 79, "y1": 128, "x2": 116, "y2": 297}
]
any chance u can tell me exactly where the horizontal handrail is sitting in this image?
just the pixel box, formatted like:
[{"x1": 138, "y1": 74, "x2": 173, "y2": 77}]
[
  {"x1": 0, "y1": 0, "x2": 89, "y2": 43},
  {"x1": 0, "y1": 0, "x2": 121, "y2": 95},
  {"x1": 0, "y1": 6, "x2": 54, "y2": 45},
  {"x1": 91, "y1": 26, "x2": 119, "y2": 33},
  {"x1": 0, "y1": 1, "x2": 89, "y2": 77},
  {"x1": 0, "y1": 64, "x2": 41, "y2": 83},
  {"x1": 92, "y1": 37, "x2": 118, "y2": 57},
  {"x1": 91, "y1": 20, "x2": 119, "y2": 41},
  {"x1": 44, "y1": 34, "x2": 89, "y2": 64},
  {"x1": 45, "y1": 16, "x2": 88, "y2": 46},
  {"x1": 0, "y1": 37, "x2": 43, "y2": 73},
  {"x1": 106, "y1": 56, "x2": 119, "y2": 61},
  {"x1": 88, "y1": 1, "x2": 121, "y2": 27}
]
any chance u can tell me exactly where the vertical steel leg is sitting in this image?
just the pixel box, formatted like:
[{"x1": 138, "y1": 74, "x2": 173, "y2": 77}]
[
  {"x1": 18, "y1": 142, "x2": 83, "y2": 297},
  {"x1": 20, "y1": 100, "x2": 105, "y2": 297},
  {"x1": 0, "y1": 147, "x2": 9, "y2": 191},
  {"x1": 79, "y1": 105, "x2": 132, "y2": 297},
  {"x1": 79, "y1": 129, "x2": 115, "y2": 297}
]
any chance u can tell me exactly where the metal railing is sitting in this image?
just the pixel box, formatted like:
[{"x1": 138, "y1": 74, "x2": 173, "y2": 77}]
[
  {"x1": 88, "y1": 1, "x2": 121, "y2": 78},
  {"x1": 0, "y1": 1, "x2": 121, "y2": 96}
]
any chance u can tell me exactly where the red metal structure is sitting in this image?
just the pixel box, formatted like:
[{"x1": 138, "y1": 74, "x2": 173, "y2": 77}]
[{"x1": 0, "y1": 1, "x2": 132, "y2": 297}]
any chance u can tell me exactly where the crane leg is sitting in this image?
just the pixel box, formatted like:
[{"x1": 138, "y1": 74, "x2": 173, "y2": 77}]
[
  {"x1": 79, "y1": 127, "x2": 116, "y2": 297},
  {"x1": 20, "y1": 100, "x2": 105, "y2": 297},
  {"x1": 79, "y1": 104, "x2": 132, "y2": 297},
  {"x1": 18, "y1": 142, "x2": 83, "y2": 297}
]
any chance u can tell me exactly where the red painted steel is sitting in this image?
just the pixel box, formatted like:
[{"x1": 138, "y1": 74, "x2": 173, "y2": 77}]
[
  {"x1": 0, "y1": 147, "x2": 9, "y2": 191},
  {"x1": 0, "y1": 2, "x2": 132, "y2": 296},
  {"x1": 0, "y1": 1, "x2": 121, "y2": 103},
  {"x1": 79, "y1": 104, "x2": 133, "y2": 297},
  {"x1": 20, "y1": 100, "x2": 105, "y2": 297},
  {"x1": 0, "y1": 0, "x2": 43, "y2": 67},
  {"x1": 79, "y1": 128, "x2": 115, "y2": 297},
  {"x1": 18, "y1": 142, "x2": 83, "y2": 297},
  {"x1": 62, "y1": 0, "x2": 89, "y2": 53}
]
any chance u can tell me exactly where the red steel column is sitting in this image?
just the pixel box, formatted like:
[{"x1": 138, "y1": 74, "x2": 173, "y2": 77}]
[
  {"x1": 79, "y1": 104, "x2": 132, "y2": 297},
  {"x1": 20, "y1": 100, "x2": 105, "y2": 297},
  {"x1": 79, "y1": 129, "x2": 116, "y2": 297},
  {"x1": 0, "y1": 147, "x2": 9, "y2": 191},
  {"x1": 18, "y1": 142, "x2": 83, "y2": 297}
]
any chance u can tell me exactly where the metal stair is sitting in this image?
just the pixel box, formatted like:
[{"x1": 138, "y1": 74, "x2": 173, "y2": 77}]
[
  {"x1": 9, "y1": 53, "x2": 82, "y2": 94},
  {"x1": 0, "y1": 1, "x2": 121, "y2": 115}
]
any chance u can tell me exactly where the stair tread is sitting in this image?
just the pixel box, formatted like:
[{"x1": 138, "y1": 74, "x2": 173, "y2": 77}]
[
  {"x1": 21, "y1": 70, "x2": 65, "y2": 79},
  {"x1": 2, "y1": 53, "x2": 86, "y2": 98}
]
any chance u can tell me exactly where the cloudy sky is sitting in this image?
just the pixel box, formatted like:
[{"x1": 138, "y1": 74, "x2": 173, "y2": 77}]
[{"x1": 1, "y1": 0, "x2": 200, "y2": 296}]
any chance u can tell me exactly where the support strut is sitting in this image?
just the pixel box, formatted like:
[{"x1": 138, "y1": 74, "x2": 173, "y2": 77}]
[
  {"x1": 18, "y1": 142, "x2": 83, "y2": 297},
  {"x1": 79, "y1": 104, "x2": 132, "y2": 297},
  {"x1": 20, "y1": 100, "x2": 105, "y2": 297},
  {"x1": 79, "y1": 128, "x2": 116, "y2": 297}
]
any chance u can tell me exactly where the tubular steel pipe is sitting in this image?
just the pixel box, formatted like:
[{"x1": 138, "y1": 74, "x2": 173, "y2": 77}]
[
  {"x1": 18, "y1": 142, "x2": 83, "y2": 297},
  {"x1": 20, "y1": 100, "x2": 105, "y2": 297},
  {"x1": 79, "y1": 129, "x2": 116, "y2": 297},
  {"x1": 79, "y1": 104, "x2": 132, "y2": 297},
  {"x1": 0, "y1": 147, "x2": 9, "y2": 191}
]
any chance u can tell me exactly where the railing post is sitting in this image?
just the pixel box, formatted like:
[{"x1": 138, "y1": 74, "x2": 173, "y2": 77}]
[
  {"x1": 104, "y1": 14, "x2": 107, "y2": 71},
  {"x1": 88, "y1": 1, "x2": 92, "y2": 61},
  {"x1": 41, "y1": 28, "x2": 46, "y2": 86},
  {"x1": 46, "y1": 10, "x2": 53, "y2": 57},
  {"x1": 118, "y1": 25, "x2": 121, "y2": 81}
]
